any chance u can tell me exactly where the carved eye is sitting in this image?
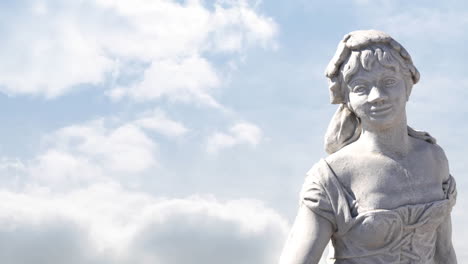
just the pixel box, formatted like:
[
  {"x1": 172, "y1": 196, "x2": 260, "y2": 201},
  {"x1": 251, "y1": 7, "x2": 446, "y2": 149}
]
[
  {"x1": 353, "y1": 85, "x2": 367, "y2": 94},
  {"x1": 384, "y1": 78, "x2": 397, "y2": 87}
]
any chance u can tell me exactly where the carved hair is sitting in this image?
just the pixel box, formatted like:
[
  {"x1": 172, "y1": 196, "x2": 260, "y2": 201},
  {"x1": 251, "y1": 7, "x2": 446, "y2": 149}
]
[
  {"x1": 324, "y1": 30, "x2": 435, "y2": 154},
  {"x1": 342, "y1": 45, "x2": 411, "y2": 85}
]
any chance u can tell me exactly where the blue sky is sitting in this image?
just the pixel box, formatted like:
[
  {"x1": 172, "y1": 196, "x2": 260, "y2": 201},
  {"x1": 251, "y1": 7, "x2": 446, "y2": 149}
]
[{"x1": 0, "y1": 0, "x2": 467, "y2": 263}]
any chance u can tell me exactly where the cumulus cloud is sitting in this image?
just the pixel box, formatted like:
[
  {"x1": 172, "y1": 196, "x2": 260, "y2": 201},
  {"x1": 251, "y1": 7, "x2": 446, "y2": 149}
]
[
  {"x1": 0, "y1": 1, "x2": 112, "y2": 98},
  {"x1": 206, "y1": 121, "x2": 263, "y2": 153},
  {"x1": 0, "y1": 109, "x2": 287, "y2": 263},
  {"x1": 0, "y1": 184, "x2": 289, "y2": 264},
  {"x1": 134, "y1": 108, "x2": 189, "y2": 138},
  {"x1": 0, "y1": 2, "x2": 281, "y2": 262},
  {"x1": 110, "y1": 56, "x2": 222, "y2": 107},
  {"x1": 5, "y1": 107, "x2": 187, "y2": 188},
  {"x1": 0, "y1": 0, "x2": 277, "y2": 106},
  {"x1": 29, "y1": 119, "x2": 157, "y2": 187}
]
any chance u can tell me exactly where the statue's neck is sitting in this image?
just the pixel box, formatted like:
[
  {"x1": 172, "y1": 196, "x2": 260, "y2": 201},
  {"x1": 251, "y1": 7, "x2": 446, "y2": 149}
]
[{"x1": 358, "y1": 116, "x2": 410, "y2": 158}]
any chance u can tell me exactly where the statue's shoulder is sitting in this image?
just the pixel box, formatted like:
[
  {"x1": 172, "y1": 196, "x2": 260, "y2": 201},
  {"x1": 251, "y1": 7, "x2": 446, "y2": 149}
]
[
  {"x1": 322, "y1": 143, "x2": 364, "y2": 185},
  {"x1": 410, "y1": 137, "x2": 450, "y2": 180},
  {"x1": 427, "y1": 141, "x2": 448, "y2": 165},
  {"x1": 410, "y1": 135, "x2": 445, "y2": 156},
  {"x1": 304, "y1": 155, "x2": 349, "y2": 187}
]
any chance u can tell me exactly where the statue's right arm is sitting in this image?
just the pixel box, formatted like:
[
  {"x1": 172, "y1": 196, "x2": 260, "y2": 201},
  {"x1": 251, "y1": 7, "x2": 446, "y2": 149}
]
[{"x1": 278, "y1": 203, "x2": 333, "y2": 264}]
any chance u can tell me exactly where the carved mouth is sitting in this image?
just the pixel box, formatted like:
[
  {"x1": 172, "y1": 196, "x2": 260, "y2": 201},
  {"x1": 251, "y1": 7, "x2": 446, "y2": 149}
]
[{"x1": 369, "y1": 105, "x2": 392, "y2": 116}]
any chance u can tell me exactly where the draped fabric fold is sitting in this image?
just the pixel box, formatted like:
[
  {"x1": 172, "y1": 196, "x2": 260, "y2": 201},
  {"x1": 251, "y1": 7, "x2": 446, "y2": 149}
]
[{"x1": 324, "y1": 104, "x2": 360, "y2": 154}]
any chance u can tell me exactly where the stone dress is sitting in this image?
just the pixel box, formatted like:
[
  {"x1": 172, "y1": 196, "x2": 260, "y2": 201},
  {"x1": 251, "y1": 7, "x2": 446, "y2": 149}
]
[{"x1": 301, "y1": 159, "x2": 457, "y2": 264}]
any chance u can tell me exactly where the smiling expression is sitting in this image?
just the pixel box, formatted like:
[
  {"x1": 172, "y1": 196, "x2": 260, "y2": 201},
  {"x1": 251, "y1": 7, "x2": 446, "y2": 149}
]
[{"x1": 346, "y1": 62, "x2": 408, "y2": 130}]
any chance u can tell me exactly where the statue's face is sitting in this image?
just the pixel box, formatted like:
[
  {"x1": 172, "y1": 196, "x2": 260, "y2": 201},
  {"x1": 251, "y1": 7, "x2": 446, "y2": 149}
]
[{"x1": 347, "y1": 62, "x2": 407, "y2": 130}]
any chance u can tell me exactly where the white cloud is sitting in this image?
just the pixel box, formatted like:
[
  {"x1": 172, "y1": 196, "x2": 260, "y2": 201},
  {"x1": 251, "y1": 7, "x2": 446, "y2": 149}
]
[
  {"x1": 110, "y1": 56, "x2": 222, "y2": 107},
  {"x1": 0, "y1": 0, "x2": 277, "y2": 106},
  {"x1": 0, "y1": 5, "x2": 113, "y2": 98},
  {"x1": 0, "y1": 107, "x2": 287, "y2": 263},
  {"x1": 25, "y1": 118, "x2": 158, "y2": 187},
  {"x1": 2, "y1": 107, "x2": 191, "y2": 189},
  {"x1": 134, "y1": 108, "x2": 189, "y2": 137},
  {"x1": 48, "y1": 120, "x2": 156, "y2": 171},
  {"x1": 210, "y1": 0, "x2": 278, "y2": 52},
  {"x1": 0, "y1": 184, "x2": 289, "y2": 264},
  {"x1": 31, "y1": 149, "x2": 105, "y2": 187},
  {"x1": 207, "y1": 121, "x2": 263, "y2": 153}
]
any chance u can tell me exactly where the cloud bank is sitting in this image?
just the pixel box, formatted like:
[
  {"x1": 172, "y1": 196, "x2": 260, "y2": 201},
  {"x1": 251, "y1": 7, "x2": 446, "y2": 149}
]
[
  {"x1": 0, "y1": 0, "x2": 277, "y2": 108},
  {"x1": 0, "y1": 107, "x2": 286, "y2": 263},
  {"x1": 0, "y1": 184, "x2": 289, "y2": 264}
]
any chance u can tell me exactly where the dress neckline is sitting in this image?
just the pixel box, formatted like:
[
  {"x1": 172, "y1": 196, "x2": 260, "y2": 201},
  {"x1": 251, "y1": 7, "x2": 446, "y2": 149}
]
[{"x1": 319, "y1": 158, "x2": 455, "y2": 214}]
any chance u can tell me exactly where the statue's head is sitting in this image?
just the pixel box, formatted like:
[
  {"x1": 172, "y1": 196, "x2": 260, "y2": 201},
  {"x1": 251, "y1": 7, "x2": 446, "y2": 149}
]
[
  {"x1": 324, "y1": 30, "x2": 425, "y2": 153},
  {"x1": 325, "y1": 30, "x2": 419, "y2": 105}
]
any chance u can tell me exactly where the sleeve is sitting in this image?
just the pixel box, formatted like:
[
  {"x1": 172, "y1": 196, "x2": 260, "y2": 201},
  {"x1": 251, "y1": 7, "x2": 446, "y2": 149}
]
[
  {"x1": 300, "y1": 162, "x2": 337, "y2": 230},
  {"x1": 434, "y1": 175, "x2": 457, "y2": 263},
  {"x1": 442, "y1": 175, "x2": 457, "y2": 206}
]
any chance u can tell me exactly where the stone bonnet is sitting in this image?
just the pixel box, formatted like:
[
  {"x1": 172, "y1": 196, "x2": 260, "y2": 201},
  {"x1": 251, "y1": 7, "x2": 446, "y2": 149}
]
[{"x1": 324, "y1": 29, "x2": 420, "y2": 104}]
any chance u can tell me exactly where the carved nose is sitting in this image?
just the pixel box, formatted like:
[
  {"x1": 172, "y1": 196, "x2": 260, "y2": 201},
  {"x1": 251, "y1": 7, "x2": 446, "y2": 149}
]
[{"x1": 368, "y1": 86, "x2": 387, "y2": 103}]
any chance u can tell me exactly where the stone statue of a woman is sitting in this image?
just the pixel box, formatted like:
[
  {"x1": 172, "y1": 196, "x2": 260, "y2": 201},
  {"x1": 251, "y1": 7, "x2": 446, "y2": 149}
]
[{"x1": 279, "y1": 30, "x2": 457, "y2": 264}]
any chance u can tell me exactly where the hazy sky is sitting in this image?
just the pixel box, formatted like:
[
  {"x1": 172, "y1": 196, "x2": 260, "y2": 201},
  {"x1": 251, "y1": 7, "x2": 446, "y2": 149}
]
[{"x1": 0, "y1": 0, "x2": 467, "y2": 263}]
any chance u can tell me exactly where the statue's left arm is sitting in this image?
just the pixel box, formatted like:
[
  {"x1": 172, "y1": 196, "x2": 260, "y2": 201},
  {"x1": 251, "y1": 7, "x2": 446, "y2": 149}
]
[
  {"x1": 435, "y1": 214, "x2": 457, "y2": 263},
  {"x1": 431, "y1": 145, "x2": 457, "y2": 263}
]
